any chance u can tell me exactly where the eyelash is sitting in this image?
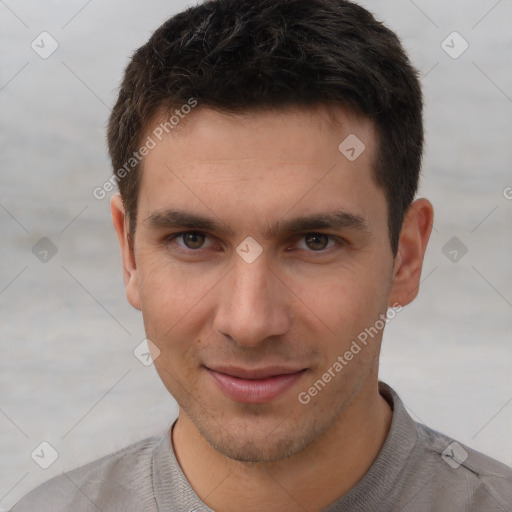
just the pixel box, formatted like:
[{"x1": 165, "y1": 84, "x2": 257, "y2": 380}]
[{"x1": 165, "y1": 231, "x2": 343, "y2": 256}]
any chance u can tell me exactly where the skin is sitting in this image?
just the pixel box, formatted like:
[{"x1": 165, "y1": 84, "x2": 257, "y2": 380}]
[{"x1": 112, "y1": 105, "x2": 433, "y2": 512}]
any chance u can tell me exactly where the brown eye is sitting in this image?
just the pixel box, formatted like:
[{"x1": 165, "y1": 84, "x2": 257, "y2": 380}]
[
  {"x1": 304, "y1": 233, "x2": 329, "y2": 251},
  {"x1": 182, "y1": 232, "x2": 206, "y2": 249}
]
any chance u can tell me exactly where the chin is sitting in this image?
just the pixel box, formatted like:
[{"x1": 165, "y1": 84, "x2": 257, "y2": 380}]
[
  {"x1": 193, "y1": 413, "x2": 322, "y2": 464},
  {"x1": 207, "y1": 432, "x2": 308, "y2": 463}
]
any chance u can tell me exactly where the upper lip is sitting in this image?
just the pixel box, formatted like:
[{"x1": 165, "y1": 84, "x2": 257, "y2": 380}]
[{"x1": 206, "y1": 365, "x2": 306, "y2": 380}]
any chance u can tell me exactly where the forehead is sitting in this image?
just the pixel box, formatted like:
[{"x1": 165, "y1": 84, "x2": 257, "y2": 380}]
[
  {"x1": 143, "y1": 104, "x2": 376, "y2": 164},
  {"x1": 137, "y1": 105, "x2": 384, "y2": 232}
]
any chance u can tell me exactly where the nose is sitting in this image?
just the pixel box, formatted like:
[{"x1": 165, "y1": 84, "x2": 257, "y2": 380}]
[{"x1": 213, "y1": 254, "x2": 291, "y2": 347}]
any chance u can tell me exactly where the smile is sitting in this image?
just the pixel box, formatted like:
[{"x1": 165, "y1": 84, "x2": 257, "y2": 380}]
[{"x1": 205, "y1": 366, "x2": 307, "y2": 404}]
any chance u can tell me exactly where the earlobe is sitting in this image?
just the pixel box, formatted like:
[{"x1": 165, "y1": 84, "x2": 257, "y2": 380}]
[
  {"x1": 389, "y1": 198, "x2": 434, "y2": 307},
  {"x1": 111, "y1": 194, "x2": 141, "y2": 311}
]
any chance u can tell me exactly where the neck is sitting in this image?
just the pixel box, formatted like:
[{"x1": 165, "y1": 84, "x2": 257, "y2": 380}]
[{"x1": 171, "y1": 379, "x2": 392, "y2": 512}]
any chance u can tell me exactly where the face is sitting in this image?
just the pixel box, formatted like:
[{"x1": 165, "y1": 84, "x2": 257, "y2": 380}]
[{"x1": 112, "y1": 106, "x2": 423, "y2": 463}]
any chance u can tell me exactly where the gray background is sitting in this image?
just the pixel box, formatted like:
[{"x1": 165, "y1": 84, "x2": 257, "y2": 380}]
[{"x1": 1, "y1": 0, "x2": 511, "y2": 509}]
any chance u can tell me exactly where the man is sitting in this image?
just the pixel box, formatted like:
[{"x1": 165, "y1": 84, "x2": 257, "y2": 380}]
[{"x1": 12, "y1": 0, "x2": 512, "y2": 510}]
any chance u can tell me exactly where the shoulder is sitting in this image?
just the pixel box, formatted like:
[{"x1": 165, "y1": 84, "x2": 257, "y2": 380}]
[
  {"x1": 10, "y1": 436, "x2": 161, "y2": 512},
  {"x1": 412, "y1": 421, "x2": 512, "y2": 510},
  {"x1": 378, "y1": 383, "x2": 512, "y2": 511}
]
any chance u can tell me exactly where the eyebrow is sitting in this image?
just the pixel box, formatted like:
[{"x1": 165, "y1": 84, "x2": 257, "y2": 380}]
[{"x1": 144, "y1": 209, "x2": 368, "y2": 238}]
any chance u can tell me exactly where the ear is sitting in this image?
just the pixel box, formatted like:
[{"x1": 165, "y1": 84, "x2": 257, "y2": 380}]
[
  {"x1": 111, "y1": 194, "x2": 141, "y2": 311},
  {"x1": 389, "y1": 198, "x2": 434, "y2": 307}
]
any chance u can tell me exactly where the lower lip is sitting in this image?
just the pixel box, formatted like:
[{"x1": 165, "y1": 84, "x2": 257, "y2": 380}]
[{"x1": 206, "y1": 368, "x2": 306, "y2": 403}]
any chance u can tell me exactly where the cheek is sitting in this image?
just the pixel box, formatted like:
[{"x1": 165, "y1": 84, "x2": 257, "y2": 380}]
[
  {"x1": 138, "y1": 254, "x2": 206, "y2": 316},
  {"x1": 136, "y1": 254, "x2": 217, "y2": 355},
  {"x1": 289, "y1": 262, "x2": 390, "y2": 340},
  {"x1": 138, "y1": 259, "x2": 207, "y2": 394}
]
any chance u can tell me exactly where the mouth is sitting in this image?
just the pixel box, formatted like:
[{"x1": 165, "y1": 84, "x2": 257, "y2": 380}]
[{"x1": 204, "y1": 365, "x2": 307, "y2": 404}]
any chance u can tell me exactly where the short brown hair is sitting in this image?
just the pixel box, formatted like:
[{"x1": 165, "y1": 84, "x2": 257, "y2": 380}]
[{"x1": 107, "y1": 0, "x2": 423, "y2": 253}]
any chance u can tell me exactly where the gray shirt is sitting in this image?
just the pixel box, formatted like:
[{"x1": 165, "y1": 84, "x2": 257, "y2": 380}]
[{"x1": 11, "y1": 382, "x2": 512, "y2": 511}]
